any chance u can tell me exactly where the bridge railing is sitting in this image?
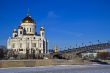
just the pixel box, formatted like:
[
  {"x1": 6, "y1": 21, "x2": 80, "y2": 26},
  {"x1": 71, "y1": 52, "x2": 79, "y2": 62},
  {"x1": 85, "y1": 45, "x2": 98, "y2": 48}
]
[{"x1": 60, "y1": 43, "x2": 110, "y2": 54}]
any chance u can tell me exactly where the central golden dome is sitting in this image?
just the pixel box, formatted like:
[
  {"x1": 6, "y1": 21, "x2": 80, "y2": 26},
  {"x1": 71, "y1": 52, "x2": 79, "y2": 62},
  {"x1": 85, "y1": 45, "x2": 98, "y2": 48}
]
[{"x1": 22, "y1": 16, "x2": 35, "y2": 23}]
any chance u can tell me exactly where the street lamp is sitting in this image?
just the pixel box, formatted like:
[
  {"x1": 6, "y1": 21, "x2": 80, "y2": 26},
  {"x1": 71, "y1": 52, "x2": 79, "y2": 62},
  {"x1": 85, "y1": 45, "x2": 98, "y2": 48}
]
[
  {"x1": 76, "y1": 44, "x2": 77, "y2": 48},
  {"x1": 82, "y1": 43, "x2": 84, "y2": 47},
  {"x1": 98, "y1": 40, "x2": 100, "y2": 44}
]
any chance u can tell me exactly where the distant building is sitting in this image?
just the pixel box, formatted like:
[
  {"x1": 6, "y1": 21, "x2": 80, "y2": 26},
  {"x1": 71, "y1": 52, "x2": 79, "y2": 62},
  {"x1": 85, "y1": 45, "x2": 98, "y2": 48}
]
[
  {"x1": 81, "y1": 50, "x2": 108, "y2": 59},
  {"x1": 7, "y1": 15, "x2": 48, "y2": 54},
  {"x1": 81, "y1": 52, "x2": 97, "y2": 59},
  {"x1": 54, "y1": 46, "x2": 59, "y2": 53},
  {"x1": 96, "y1": 50, "x2": 108, "y2": 53}
]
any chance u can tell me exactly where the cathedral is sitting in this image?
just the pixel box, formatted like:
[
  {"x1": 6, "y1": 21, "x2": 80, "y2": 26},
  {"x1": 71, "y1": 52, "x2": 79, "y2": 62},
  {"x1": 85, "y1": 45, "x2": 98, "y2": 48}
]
[{"x1": 7, "y1": 15, "x2": 48, "y2": 54}]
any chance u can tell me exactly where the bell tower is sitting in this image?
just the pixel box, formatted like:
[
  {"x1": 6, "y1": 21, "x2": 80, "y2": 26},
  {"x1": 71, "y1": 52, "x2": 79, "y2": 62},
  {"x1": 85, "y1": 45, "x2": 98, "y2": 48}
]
[
  {"x1": 18, "y1": 26, "x2": 23, "y2": 37},
  {"x1": 40, "y1": 26, "x2": 45, "y2": 38}
]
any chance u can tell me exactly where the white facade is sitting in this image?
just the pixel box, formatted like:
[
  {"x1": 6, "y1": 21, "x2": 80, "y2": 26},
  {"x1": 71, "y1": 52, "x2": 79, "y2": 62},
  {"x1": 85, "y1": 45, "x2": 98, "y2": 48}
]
[
  {"x1": 81, "y1": 53, "x2": 97, "y2": 58},
  {"x1": 7, "y1": 15, "x2": 48, "y2": 54}
]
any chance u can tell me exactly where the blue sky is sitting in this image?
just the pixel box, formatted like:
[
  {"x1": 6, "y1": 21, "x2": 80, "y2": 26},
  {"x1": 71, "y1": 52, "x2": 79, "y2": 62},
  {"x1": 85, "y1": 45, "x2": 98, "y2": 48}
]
[{"x1": 0, "y1": 0, "x2": 110, "y2": 49}]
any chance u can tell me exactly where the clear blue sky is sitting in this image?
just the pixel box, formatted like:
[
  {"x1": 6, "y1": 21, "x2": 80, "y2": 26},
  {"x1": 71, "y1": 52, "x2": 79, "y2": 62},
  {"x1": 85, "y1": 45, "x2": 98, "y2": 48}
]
[{"x1": 0, "y1": 0, "x2": 110, "y2": 49}]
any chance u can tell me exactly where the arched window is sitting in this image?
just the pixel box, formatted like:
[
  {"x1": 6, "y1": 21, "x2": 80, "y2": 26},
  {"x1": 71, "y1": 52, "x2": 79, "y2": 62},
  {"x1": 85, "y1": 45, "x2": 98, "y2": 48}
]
[
  {"x1": 27, "y1": 28, "x2": 28, "y2": 32},
  {"x1": 30, "y1": 28, "x2": 31, "y2": 32},
  {"x1": 33, "y1": 37, "x2": 35, "y2": 39},
  {"x1": 32, "y1": 43, "x2": 36, "y2": 47},
  {"x1": 12, "y1": 43, "x2": 15, "y2": 48},
  {"x1": 20, "y1": 31, "x2": 22, "y2": 34}
]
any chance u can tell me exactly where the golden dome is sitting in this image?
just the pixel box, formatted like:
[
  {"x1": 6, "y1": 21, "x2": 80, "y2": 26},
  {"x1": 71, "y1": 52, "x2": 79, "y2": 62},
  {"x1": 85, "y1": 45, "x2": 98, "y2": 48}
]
[
  {"x1": 22, "y1": 16, "x2": 35, "y2": 23},
  {"x1": 40, "y1": 27, "x2": 45, "y2": 31},
  {"x1": 18, "y1": 26, "x2": 23, "y2": 29},
  {"x1": 13, "y1": 29, "x2": 17, "y2": 33}
]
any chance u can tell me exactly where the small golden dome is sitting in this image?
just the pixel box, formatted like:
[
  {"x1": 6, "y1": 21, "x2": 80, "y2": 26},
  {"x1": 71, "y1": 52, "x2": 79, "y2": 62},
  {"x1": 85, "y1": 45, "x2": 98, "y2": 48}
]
[
  {"x1": 22, "y1": 16, "x2": 35, "y2": 23},
  {"x1": 40, "y1": 27, "x2": 45, "y2": 31},
  {"x1": 13, "y1": 29, "x2": 17, "y2": 33},
  {"x1": 18, "y1": 26, "x2": 23, "y2": 29}
]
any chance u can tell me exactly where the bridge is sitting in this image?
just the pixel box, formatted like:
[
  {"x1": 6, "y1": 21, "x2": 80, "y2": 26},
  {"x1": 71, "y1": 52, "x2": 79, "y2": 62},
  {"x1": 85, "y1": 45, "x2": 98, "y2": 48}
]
[{"x1": 54, "y1": 42, "x2": 110, "y2": 59}]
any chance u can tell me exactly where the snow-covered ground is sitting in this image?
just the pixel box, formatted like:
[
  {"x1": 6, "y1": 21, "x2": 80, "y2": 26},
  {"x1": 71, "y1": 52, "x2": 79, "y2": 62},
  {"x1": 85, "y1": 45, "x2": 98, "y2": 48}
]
[{"x1": 0, "y1": 64, "x2": 110, "y2": 73}]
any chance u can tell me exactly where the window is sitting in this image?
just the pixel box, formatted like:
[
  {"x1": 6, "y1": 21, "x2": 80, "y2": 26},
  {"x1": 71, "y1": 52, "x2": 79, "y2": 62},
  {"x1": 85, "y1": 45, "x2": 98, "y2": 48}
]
[
  {"x1": 32, "y1": 43, "x2": 36, "y2": 47},
  {"x1": 19, "y1": 49, "x2": 23, "y2": 51},
  {"x1": 30, "y1": 28, "x2": 31, "y2": 32},
  {"x1": 40, "y1": 43, "x2": 42, "y2": 47},
  {"x1": 20, "y1": 31, "x2": 22, "y2": 34},
  {"x1": 27, "y1": 43, "x2": 29, "y2": 48},
  {"x1": 27, "y1": 28, "x2": 28, "y2": 32},
  {"x1": 33, "y1": 37, "x2": 35, "y2": 39},
  {"x1": 20, "y1": 43, "x2": 22, "y2": 48},
  {"x1": 12, "y1": 43, "x2": 15, "y2": 48},
  {"x1": 42, "y1": 33, "x2": 44, "y2": 36},
  {"x1": 33, "y1": 29, "x2": 34, "y2": 32},
  {"x1": 39, "y1": 50, "x2": 41, "y2": 53}
]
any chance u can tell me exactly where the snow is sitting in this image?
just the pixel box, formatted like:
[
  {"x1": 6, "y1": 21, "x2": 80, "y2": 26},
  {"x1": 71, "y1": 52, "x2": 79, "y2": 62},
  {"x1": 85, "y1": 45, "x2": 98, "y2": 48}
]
[{"x1": 0, "y1": 64, "x2": 110, "y2": 73}]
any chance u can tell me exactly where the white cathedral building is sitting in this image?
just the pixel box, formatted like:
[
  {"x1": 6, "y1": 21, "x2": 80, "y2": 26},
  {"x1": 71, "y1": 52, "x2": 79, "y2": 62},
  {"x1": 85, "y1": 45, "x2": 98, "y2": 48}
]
[{"x1": 7, "y1": 15, "x2": 48, "y2": 54}]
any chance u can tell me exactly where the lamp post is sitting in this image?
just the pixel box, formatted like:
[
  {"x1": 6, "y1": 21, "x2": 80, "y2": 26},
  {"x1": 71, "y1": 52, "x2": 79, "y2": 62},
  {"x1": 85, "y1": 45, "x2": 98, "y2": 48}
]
[
  {"x1": 89, "y1": 42, "x2": 92, "y2": 46},
  {"x1": 76, "y1": 44, "x2": 77, "y2": 48},
  {"x1": 98, "y1": 40, "x2": 100, "y2": 44},
  {"x1": 65, "y1": 46, "x2": 66, "y2": 50},
  {"x1": 82, "y1": 43, "x2": 84, "y2": 47},
  {"x1": 70, "y1": 45, "x2": 71, "y2": 49}
]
